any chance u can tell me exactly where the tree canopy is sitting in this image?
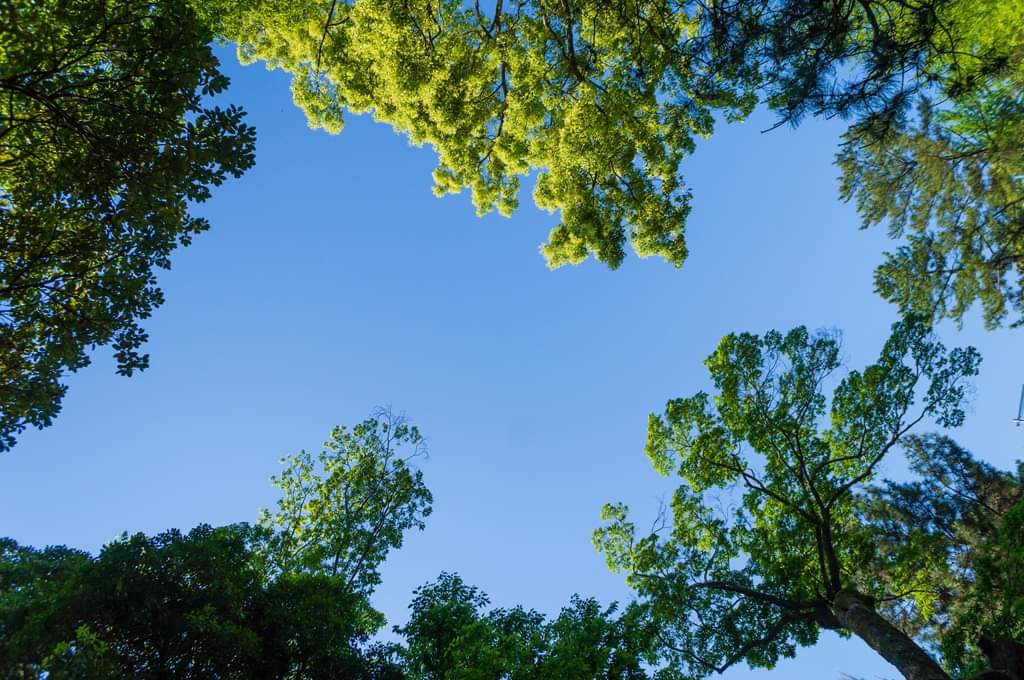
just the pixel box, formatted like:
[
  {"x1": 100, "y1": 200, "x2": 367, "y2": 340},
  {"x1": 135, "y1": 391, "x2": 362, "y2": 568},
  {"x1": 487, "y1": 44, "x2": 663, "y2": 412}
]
[
  {"x1": 0, "y1": 413, "x2": 655, "y2": 680},
  {"x1": 2, "y1": 1, "x2": 1024, "y2": 678},
  {"x1": 0, "y1": 413, "x2": 427, "y2": 678},
  {"x1": 397, "y1": 572, "x2": 654, "y2": 680},
  {"x1": 0, "y1": 524, "x2": 401, "y2": 679},
  {"x1": 0, "y1": 0, "x2": 255, "y2": 451},
  {"x1": 593, "y1": 316, "x2": 1003, "y2": 680},
  {"x1": 200, "y1": 0, "x2": 1023, "y2": 329}
]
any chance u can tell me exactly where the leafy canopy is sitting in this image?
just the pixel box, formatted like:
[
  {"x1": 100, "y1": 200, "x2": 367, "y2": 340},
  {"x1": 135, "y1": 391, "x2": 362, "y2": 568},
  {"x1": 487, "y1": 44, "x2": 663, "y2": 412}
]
[
  {"x1": 259, "y1": 410, "x2": 433, "y2": 606},
  {"x1": 205, "y1": 0, "x2": 754, "y2": 270},
  {"x1": 594, "y1": 317, "x2": 982, "y2": 680},
  {"x1": 397, "y1": 572, "x2": 654, "y2": 680},
  {"x1": 0, "y1": 0, "x2": 255, "y2": 451},
  {"x1": 0, "y1": 524, "x2": 399, "y2": 679}
]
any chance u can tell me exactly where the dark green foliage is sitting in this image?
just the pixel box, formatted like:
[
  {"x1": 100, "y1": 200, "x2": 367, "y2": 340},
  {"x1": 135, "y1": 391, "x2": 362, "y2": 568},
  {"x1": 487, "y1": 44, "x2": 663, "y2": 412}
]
[
  {"x1": 857, "y1": 434, "x2": 1024, "y2": 677},
  {"x1": 0, "y1": 524, "x2": 396, "y2": 679},
  {"x1": 0, "y1": 540, "x2": 92, "y2": 674},
  {"x1": 701, "y1": 0, "x2": 1015, "y2": 128},
  {"x1": 0, "y1": 0, "x2": 256, "y2": 451},
  {"x1": 396, "y1": 572, "x2": 653, "y2": 680}
]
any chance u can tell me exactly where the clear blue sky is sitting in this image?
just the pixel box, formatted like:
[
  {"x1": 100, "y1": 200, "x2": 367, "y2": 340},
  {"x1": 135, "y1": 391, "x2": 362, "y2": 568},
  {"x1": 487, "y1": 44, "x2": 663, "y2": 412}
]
[{"x1": 3, "y1": 47, "x2": 1022, "y2": 679}]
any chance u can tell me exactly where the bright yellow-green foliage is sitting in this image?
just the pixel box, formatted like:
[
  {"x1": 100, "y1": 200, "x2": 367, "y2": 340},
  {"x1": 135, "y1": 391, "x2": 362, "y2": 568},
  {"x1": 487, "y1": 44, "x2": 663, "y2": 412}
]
[
  {"x1": 202, "y1": 0, "x2": 753, "y2": 269},
  {"x1": 196, "y1": 0, "x2": 1023, "y2": 295}
]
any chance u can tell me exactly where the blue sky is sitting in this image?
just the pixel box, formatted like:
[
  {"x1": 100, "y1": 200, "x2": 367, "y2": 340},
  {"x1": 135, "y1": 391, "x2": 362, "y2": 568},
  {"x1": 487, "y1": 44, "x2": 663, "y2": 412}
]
[{"x1": 3, "y1": 47, "x2": 1023, "y2": 679}]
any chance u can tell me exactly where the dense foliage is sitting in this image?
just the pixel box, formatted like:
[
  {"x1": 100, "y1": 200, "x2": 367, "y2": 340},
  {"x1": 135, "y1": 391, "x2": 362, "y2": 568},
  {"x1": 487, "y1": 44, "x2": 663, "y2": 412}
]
[
  {"x1": 204, "y1": 0, "x2": 748, "y2": 270},
  {"x1": 0, "y1": 414, "x2": 652, "y2": 679},
  {"x1": 858, "y1": 434, "x2": 1024, "y2": 678},
  {"x1": 398, "y1": 572, "x2": 653, "y2": 680},
  {"x1": 201, "y1": 0, "x2": 1024, "y2": 328},
  {"x1": 4, "y1": 370, "x2": 1024, "y2": 679},
  {"x1": 0, "y1": 0, "x2": 255, "y2": 451},
  {"x1": 0, "y1": 524, "x2": 401, "y2": 679}
]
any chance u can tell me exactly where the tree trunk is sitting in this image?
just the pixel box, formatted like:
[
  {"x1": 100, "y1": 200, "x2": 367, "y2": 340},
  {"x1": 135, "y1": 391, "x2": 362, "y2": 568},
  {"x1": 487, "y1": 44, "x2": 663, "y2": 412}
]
[
  {"x1": 974, "y1": 637, "x2": 1024, "y2": 680},
  {"x1": 832, "y1": 590, "x2": 950, "y2": 680}
]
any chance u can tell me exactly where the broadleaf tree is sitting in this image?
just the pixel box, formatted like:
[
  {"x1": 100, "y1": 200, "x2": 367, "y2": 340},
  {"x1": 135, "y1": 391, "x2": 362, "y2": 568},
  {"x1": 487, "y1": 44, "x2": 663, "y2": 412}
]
[
  {"x1": 593, "y1": 316, "x2": 995, "y2": 680},
  {"x1": 259, "y1": 409, "x2": 433, "y2": 630},
  {"x1": 0, "y1": 0, "x2": 255, "y2": 451},
  {"x1": 396, "y1": 571, "x2": 655, "y2": 680}
]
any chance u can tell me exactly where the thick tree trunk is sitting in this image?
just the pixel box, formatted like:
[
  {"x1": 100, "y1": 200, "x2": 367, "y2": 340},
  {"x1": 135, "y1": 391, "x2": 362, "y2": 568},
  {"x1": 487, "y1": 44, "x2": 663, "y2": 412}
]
[
  {"x1": 832, "y1": 590, "x2": 950, "y2": 680},
  {"x1": 973, "y1": 637, "x2": 1024, "y2": 680}
]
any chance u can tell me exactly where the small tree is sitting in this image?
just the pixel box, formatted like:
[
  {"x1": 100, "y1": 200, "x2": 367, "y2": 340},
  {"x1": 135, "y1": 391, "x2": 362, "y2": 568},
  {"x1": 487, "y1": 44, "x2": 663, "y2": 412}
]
[{"x1": 259, "y1": 409, "x2": 433, "y2": 630}]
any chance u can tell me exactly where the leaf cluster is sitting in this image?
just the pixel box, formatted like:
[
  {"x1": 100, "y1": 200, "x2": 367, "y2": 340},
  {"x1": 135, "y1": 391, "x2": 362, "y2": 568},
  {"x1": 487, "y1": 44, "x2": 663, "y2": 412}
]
[
  {"x1": 0, "y1": 0, "x2": 255, "y2": 450},
  {"x1": 0, "y1": 524, "x2": 399, "y2": 679},
  {"x1": 396, "y1": 572, "x2": 654, "y2": 680}
]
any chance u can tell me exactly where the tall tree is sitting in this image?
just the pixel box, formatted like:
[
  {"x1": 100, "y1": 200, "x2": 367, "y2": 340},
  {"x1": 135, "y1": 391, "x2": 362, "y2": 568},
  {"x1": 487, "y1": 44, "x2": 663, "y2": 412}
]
[
  {"x1": 0, "y1": 0, "x2": 256, "y2": 451},
  {"x1": 593, "y1": 316, "x2": 996, "y2": 680}
]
